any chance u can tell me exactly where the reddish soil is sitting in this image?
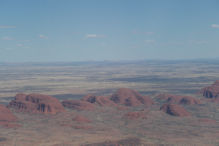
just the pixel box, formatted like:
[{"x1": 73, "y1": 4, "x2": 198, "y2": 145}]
[
  {"x1": 0, "y1": 104, "x2": 18, "y2": 128},
  {"x1": 72, "y1": 115, "x2": 91, "y2": 123},
  {"x1": 110, "y1": 88, "x2": 154, "y2": 106},
  {"x1": 116, "y1": 105, "x2": 128, "y2": 111},
  {"x1": 73, "y1": 125, "x2": 93, "y2": 130},
  {"x1": 82, "y1": 137, "x2": 142, "y2": 146},
  {"x1": 198, "y1": 118, "x2": 216, "y2": 124},
  {"x1": 212, "y1": 97, "x2": 219, "y2": 103},
  {"x1": 62, "y1": 100, "x2": 95, "y2": 111},
  {"x1": 123, "y1": 111, "x2": 147, "y2": 120},
  {"x1": 160, "y1": 104, "x2": 190, "y2": 117},
  {"x1": 8, "y1": 93, "x2": 65, "y2": 114}
]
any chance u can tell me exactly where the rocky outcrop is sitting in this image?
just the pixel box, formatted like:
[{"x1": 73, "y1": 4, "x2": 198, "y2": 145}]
[
  {"x1": 79, "y1": 88, "x2": 153, "y2": 107},
  {"x1": 179, "y1": 96, "x2": 201, "y2": 105},
  {"x1": 0, "y1": 104, "x2": 18, "y2": 128},
  {"x1": 110, "y1": 88, "x2": 154, "y2": 106},
  {"x1": 160, "y1": 104, "x2": 190, "y2": 117},
  {"x1": 82, "y1": 94, "x2": 117, "y2": 106},
  {"x1": 156, "y1": 93, "x2": 201, "y2": 105},
  {"x1": 200, "y1": 80, "x2": 219, "y2": 98},
  {"x1": 62, "y1": 100, "x2": 95, "y2": 111},
  {"x1": 9, "y1": 93, "x2": 65, "y2": 114}
]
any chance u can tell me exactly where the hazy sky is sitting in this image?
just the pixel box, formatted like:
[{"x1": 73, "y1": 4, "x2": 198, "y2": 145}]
[{"x1": 0, "y1": 0, "x2": 219, "y2": 62}]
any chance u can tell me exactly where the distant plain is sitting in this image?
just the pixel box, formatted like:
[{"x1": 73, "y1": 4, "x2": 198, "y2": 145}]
[
  {"x1": 0, "y1": 60, "x2": 219, "y2": 146},
  {"x1": 1, "y1": 60, "x2": 219, "y2": 99}
]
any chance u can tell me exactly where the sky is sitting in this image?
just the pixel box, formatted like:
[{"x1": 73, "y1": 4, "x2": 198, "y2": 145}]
[{"x1": 0, "y1": 0, "x2": 219, "y2": 62}]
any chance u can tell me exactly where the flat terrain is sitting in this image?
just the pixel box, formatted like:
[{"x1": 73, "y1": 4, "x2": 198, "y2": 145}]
[
  {"x1": 1, "y1": 60, "x2": 219, "y2": 99},
  {"x1": 0, "y1": 60, "x2": 219, "y2": 146}
]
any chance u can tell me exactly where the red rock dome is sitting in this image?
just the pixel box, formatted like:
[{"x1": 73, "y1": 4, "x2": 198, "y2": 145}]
[
  {"x1": 200, "y1": 80, "x2": 219, "y2": 98},
  {"x1": 9, "y1": 93, "x2": 65, "y2": 114},
  {"x1": 110, "y1": 88, "x2": 154, "y2": 106},
  {"x1": 82, "y1": 94, "x2": 116, "y2": 106},
  {"x1": 160, "y1": 104, "x2": 190, "y2": 117},
  {"x1": 156, "y1": 93, "x2": 201, "y2": 105}
]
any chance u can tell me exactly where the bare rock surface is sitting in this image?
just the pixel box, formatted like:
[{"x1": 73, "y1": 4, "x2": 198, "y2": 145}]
[
  {"x1": 200, "y1": 80, "x2": 219, "y2": 98},
  {"x1": 156, "y1": 93, "x2": 201, "y2": 105},
  {"x1": 9, "y1": 93, "x2": 65, "y2": 114},
  {"x1": 82, "y1": 94, "x2": 117, "y2": 106},
  {"x1": 160, "y1": 104, "x2": 191, "y2": 117},
  {"x1": 110, "y1": 88, "x2": 154, "y2": 106}
]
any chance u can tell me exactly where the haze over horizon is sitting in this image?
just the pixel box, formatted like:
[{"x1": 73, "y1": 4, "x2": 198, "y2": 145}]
[{"x1": 1, "y1": 0, "x2": 219, "y2": 62}]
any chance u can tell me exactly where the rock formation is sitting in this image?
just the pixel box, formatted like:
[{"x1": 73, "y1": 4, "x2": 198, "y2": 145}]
[
  {"x1": 200, "y1": 80, "x2": 219, "y2": 98},
  {"x1": 62, "y1": 100, "x2": 95, "y2": 111},
  {"x1": 78, "y1": 88, "x2": 153, "y2": 107},
  {"x1": 82, "y1": 94, "x2": 117, "y2": 106},
  {"x1": 9, "y1": 93, "x2": 65, "y2": 114},
  {"x1": 110, "y1": 88, "x2": 154, "y2": 106},
  {"x1": 160, "y1": 104, "x2": 190, "y2": 117},
  {"x1": 0, "y1": 104, "x2": 18, "y2": 128},
  {"x1": 179, "y1": 96, "x2": 201, "y2": 105},
  {"x1": 156, "y1": 93, "x2": 201, "y2": 105}
]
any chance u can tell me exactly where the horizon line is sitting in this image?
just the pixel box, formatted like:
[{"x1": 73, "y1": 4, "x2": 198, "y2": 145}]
[{"x1": 1, "y1": 58, "x2": 219, "y2": 64}]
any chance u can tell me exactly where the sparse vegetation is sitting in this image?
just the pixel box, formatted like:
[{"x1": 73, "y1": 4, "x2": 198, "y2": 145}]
[{"x1": 0, "y1": 61, "x2": 219, "y2": 145}]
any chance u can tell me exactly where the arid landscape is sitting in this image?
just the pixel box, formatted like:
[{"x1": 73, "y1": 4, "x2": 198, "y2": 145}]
[
  {"x1": 0, "y1": 60, "x2": 219, "y2": 146},
  {"x1": 1, "y1": 0, "x2": 219, "y2": 145}
]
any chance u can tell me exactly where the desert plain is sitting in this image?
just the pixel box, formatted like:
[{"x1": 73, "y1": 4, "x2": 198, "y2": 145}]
[{"x1": 0, "y1": 60, "x2": 219, "y2": 146}]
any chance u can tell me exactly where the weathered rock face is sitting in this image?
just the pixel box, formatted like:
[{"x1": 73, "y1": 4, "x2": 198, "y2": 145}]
[
  {"x1": 160, "y1": 104, "x2": 190, "y2": 117},
  {"x1": 62, "y1": 100, "x2": 95, "y2": 111},
  {"x1": 110, "y1": 88, "x2": 154, "y2": 106},
  {"x1": 9, "y1": 93, "x2": 65, "y2": 114},
  {"x1": 200, "y1": 80, "x2": 219, "y2": 98},
  {"x1": 79, "y1": 88, "x2": 154, "y2": 107},
  {"x1": 0, "y1": 104, "x2": 18, "y2": 128},
  {"x1": 156, "y1": 93, "x2": 201, "y2": 105},
  {"x1": 82, "y1": 94, "x2": 117, "y2": 106}
]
